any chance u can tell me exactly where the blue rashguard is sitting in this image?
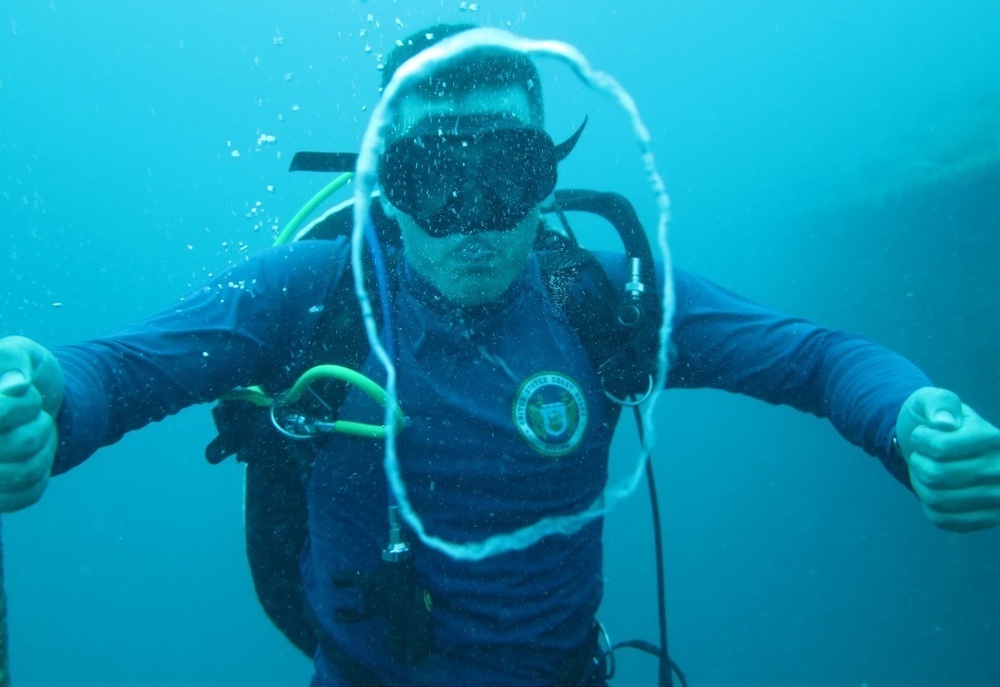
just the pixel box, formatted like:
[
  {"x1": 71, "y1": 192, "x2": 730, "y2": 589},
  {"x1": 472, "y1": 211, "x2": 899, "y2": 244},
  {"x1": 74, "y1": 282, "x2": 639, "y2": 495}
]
[{"x1": 51, "y1": 239, "x2": 931, "y2": 686}]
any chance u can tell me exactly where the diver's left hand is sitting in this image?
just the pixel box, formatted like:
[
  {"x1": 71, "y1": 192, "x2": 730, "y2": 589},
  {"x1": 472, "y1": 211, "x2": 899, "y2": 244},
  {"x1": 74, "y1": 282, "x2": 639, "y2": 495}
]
[{"x1": 896, "y1": 387, "x2": 1000, "y2": 532}]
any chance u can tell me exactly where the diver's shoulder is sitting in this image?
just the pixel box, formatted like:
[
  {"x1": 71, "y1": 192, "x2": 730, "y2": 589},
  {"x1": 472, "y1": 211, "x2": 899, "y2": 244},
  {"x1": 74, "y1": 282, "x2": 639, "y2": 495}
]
[
  {"x1": 254, "y1": 237, "x2": 350, "y2": 265},
  {"x1": 216, "y1": 238, "x2": 350, "y2": 296},
  {"x1": 229, "y1": 238, "x2": 349, "y2": 277}
]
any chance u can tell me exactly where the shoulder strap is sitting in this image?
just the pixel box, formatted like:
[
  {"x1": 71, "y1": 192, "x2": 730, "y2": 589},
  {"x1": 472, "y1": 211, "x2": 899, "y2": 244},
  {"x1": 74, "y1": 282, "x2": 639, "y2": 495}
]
[
  {"x1": 535, "y1": 229, "x2": 657, "y2": 404},
  {"x1": 302, "y1": 259, "x2": 372, "y2": 398},
  {"x1": 537, "y1": 237, "x2": 629, "y2": 364}
]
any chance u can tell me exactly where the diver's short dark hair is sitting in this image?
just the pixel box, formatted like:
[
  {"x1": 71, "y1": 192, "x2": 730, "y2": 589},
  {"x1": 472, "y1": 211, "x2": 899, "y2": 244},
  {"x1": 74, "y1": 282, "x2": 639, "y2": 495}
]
[{"x1": 381, "y1": 23, "x2": 544, "y2": 123}]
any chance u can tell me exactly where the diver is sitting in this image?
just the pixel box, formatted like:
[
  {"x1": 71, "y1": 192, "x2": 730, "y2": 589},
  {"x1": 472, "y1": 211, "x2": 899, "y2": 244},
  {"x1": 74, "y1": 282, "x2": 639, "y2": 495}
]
[{"x1": 2, "y1": 22, "x2": 1000, "y2": 687}]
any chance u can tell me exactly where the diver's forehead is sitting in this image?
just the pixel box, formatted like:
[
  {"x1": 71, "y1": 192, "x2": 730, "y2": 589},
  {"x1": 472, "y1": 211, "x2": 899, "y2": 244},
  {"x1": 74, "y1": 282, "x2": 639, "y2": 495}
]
[{"x1": 393, "y1": 87, "x2": 534, "y2": 136}]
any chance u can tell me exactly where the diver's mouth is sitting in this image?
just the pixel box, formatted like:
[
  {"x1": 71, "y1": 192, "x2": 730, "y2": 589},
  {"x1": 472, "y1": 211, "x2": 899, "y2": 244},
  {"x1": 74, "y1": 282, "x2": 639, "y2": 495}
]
[{"x1": 453, "y1": 240, "x2": 498, "y2": 264}]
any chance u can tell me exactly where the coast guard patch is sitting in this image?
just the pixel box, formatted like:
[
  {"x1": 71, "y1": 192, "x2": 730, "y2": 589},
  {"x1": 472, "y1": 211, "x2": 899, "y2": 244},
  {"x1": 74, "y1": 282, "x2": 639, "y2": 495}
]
[{"x1": 513, "y1": 372, "x2": 588, "y2": 457}]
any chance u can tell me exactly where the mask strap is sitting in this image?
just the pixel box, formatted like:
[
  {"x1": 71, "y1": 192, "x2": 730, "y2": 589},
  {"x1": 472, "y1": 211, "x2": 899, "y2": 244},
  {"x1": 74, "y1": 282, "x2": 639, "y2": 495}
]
[{"x1": 553, "y1": 117, "x2": 588, "y2": 161}]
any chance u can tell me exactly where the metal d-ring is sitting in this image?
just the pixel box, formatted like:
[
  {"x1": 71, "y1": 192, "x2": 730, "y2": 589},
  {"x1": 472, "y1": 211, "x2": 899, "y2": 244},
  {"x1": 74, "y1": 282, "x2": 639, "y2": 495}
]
[{"x1": 602, "y1": 374, "x2": 654, "y2": 407}]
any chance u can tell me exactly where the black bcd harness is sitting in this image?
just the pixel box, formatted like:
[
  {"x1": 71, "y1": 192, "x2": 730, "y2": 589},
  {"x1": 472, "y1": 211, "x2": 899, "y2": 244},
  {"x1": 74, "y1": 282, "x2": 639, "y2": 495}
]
[{"x1": 205, "y1": 189, "x2": 686, "y2": 686}]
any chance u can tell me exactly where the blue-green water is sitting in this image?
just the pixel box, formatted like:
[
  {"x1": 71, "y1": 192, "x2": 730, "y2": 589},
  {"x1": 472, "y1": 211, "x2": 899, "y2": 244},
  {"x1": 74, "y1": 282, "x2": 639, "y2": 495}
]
[{"x1": 2, "y1": 2, "x2": 998, "y2": 685}]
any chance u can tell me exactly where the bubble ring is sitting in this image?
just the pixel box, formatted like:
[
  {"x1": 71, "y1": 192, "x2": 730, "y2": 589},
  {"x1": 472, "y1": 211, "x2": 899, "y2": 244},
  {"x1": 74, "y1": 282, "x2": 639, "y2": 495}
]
[{"x1": 350, "y1": 28, "x2": 675, "y2": 561}]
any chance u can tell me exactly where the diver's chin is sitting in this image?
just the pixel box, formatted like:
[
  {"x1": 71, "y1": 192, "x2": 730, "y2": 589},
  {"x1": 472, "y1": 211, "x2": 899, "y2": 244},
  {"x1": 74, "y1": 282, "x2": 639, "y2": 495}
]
[{"x1": 443, "y1": 273, "x2": 511, "y2": 307}]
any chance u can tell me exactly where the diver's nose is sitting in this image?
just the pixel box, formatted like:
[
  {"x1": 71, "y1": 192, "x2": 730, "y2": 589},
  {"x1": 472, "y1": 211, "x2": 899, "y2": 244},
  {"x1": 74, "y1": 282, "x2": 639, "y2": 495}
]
[{"x1": 454, "y1": 176, "x2": 493, "y2": 223}]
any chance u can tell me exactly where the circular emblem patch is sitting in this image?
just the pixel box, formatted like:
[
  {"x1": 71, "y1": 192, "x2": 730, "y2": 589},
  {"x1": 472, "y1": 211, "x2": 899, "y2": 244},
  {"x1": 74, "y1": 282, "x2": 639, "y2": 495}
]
[{"x1": 513, "y1": 372, "x2": 588, "y2": 457}]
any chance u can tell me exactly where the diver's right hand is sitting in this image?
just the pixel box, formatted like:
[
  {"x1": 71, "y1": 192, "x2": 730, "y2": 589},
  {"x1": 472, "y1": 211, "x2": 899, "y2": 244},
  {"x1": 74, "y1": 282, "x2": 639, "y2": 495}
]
[{"x1": 0, "y1": 336, "x2": 64, "y2": 512}]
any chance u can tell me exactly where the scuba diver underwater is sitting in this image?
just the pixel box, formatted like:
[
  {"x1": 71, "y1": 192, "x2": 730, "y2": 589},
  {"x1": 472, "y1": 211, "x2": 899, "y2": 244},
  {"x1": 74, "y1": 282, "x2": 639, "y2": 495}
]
[{"x1": 2, "y1": 22, "x2": 1000, "y2": 687}]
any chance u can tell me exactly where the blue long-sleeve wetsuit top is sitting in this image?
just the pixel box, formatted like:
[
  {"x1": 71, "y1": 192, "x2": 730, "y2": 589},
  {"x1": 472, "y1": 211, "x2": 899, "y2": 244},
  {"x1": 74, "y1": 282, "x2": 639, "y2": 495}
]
[{"x1": 51, "y1": 239, "x2": 931, "y2": 686}]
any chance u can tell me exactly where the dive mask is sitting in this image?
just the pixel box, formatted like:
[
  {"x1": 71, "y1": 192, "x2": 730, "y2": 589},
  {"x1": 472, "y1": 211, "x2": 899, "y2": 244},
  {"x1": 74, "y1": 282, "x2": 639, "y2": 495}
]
[{"x1": 379, "y1": 113, "x2": 585, "y2": 237}]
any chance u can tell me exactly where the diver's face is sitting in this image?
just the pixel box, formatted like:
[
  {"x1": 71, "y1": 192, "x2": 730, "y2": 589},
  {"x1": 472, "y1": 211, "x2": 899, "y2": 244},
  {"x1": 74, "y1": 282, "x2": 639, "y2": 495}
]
[{"x1": 383, "y1": 87, "x2": 541, "y2": 307}]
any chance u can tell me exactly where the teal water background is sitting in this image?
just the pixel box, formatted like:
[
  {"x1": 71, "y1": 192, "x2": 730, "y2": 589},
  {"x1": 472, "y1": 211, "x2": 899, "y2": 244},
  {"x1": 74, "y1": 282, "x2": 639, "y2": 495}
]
[{"x1": 2, "y1": 1, "x2": 998, "y2": 685}]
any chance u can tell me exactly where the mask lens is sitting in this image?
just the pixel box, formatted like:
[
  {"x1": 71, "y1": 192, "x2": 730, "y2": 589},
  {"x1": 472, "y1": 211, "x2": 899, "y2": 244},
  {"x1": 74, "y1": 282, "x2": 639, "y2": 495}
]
[
  {"x1": 486, "y1": 128, "x2": 556, "y2": 205},
  {"x1": 381, "y1": 136, "x2": 458, "y2": 217},
  {"x1": 381, "y1": 126, "x2": 557, "y2": 237}
]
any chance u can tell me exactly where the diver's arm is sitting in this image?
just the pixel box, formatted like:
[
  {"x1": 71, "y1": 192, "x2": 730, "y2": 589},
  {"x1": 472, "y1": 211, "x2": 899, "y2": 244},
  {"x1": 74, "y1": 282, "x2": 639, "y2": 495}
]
[
  {"x1": 668, "y1": 267, "x2": 1000, "y2": 530},
  {"x1": 50, "y1": 241, "x2": 347, "y2": 474},
  {"x1": 667, "y1": 266, "x2": 928, "y2": 479}
]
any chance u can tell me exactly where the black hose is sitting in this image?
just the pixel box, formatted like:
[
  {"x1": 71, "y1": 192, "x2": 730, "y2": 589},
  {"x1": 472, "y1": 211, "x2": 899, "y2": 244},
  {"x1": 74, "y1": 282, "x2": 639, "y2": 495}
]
[
  {"x1": 633, "y1": 405, "x2": 688, "y2": 687},
  {"x1": 0, "y1": 518, "x2": 11, "y2": 687}
]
